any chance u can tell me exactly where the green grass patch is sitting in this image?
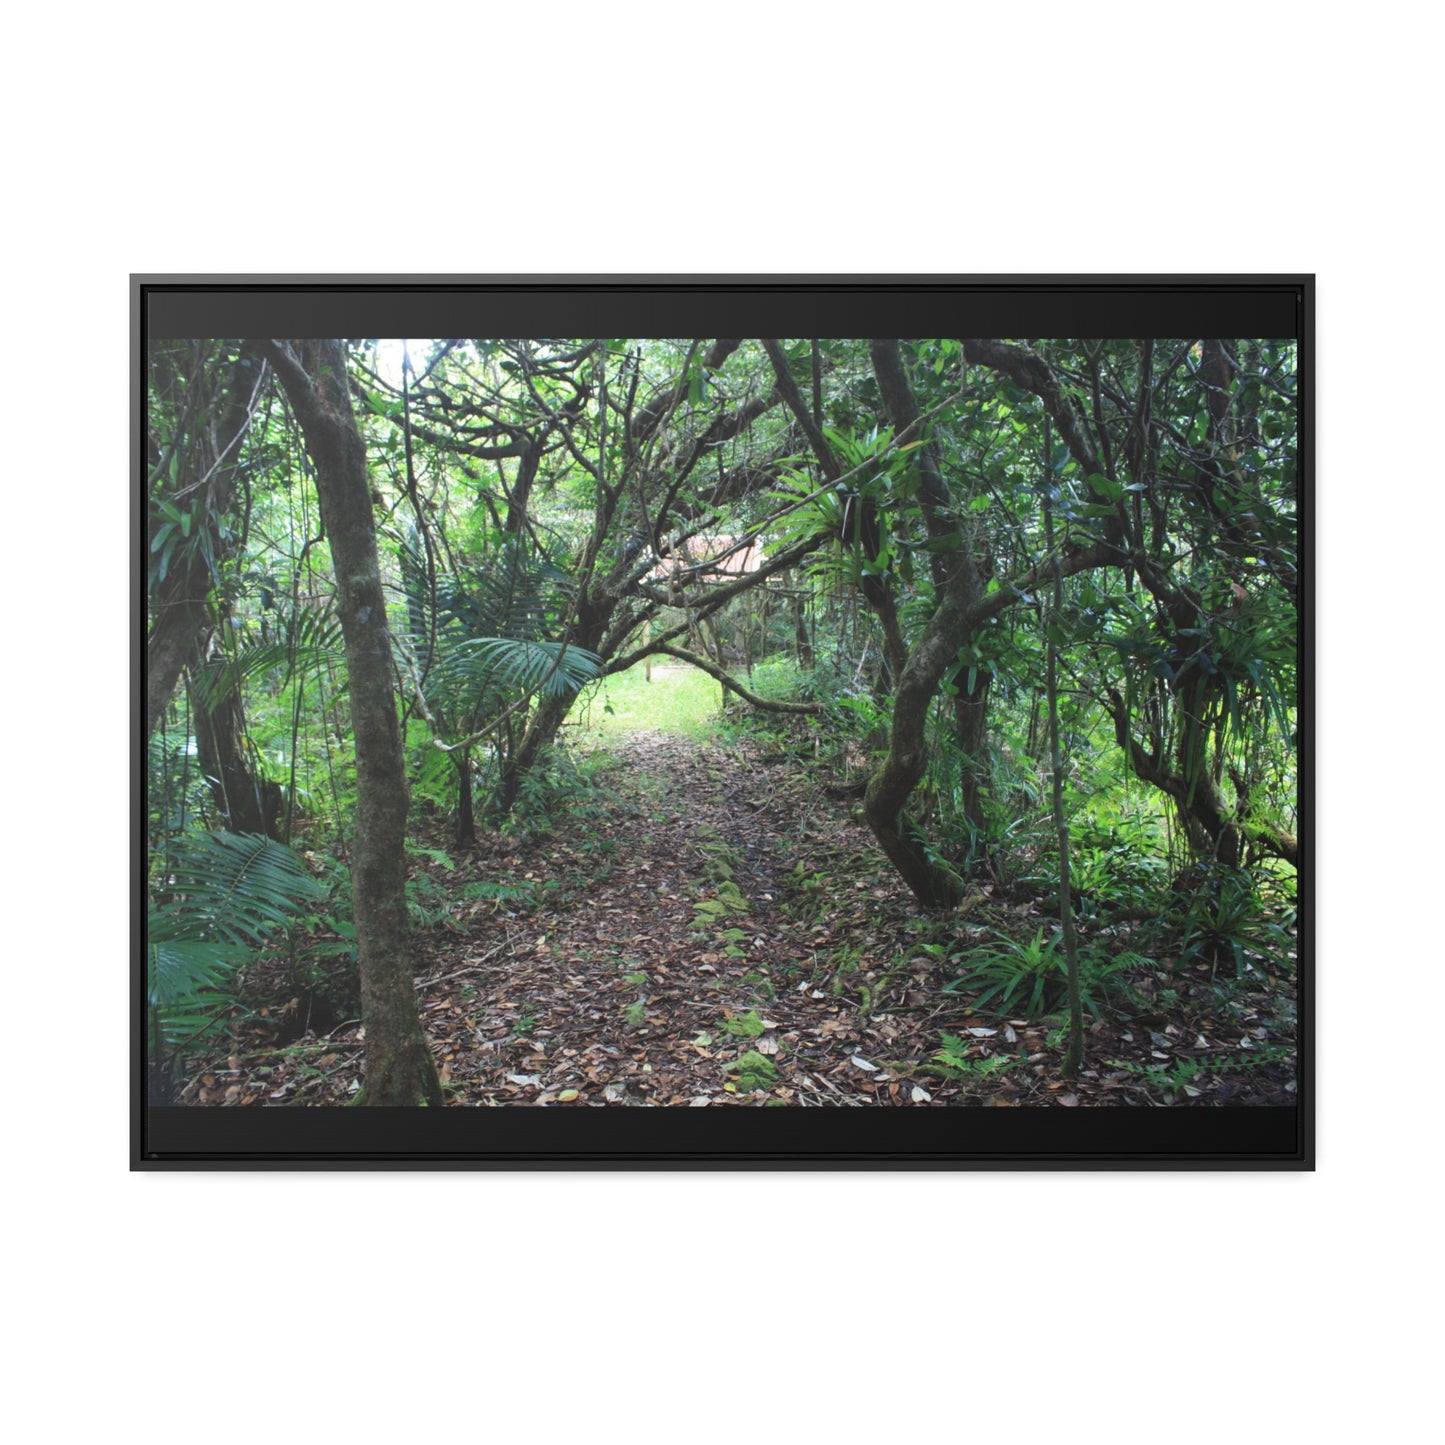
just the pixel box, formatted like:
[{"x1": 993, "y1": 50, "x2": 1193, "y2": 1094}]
[{"x1": 575, "y1": 661, "x2": 722, "y2": 741}]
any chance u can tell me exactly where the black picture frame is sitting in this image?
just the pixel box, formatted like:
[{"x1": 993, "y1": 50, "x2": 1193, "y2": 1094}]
[{"x1": 135, "y1": 275, "x2": 1311, "y2": 1169}]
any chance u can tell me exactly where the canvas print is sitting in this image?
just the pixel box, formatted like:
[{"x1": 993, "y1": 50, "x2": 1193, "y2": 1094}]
[{"x1": 139, "y1": 284, "x2": 1304, "y2": 1164}]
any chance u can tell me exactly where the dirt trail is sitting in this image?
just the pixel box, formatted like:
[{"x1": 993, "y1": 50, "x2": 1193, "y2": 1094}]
[
  {"x1": 185, "y1": 728, "x2": 1296, "y2": 1108},
  {"x1": 418, "y1": 729, "x2": 932, "y2": 1106}
]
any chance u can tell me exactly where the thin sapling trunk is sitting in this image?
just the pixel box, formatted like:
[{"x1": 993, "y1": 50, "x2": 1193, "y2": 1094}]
[{"x1": 1041, "y1": 430, "x2": 1085, "y2": 1079}]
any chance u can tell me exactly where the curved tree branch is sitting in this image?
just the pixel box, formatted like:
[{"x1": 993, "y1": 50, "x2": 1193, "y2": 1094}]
[{"x1": 648, "y1": 646, "x2": 825, "y2": 714}]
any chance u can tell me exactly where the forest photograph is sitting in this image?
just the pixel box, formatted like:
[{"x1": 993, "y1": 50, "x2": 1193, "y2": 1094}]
[{"x1": 140, "y1": 293, "x2": 1303, "y2": 1159}]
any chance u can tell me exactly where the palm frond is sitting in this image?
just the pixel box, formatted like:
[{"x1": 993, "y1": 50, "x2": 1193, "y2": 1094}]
[
  {"x1": 148, "y1": 937, "x2": 249, "y2": 1009},
  {"x1": 460, "y1": 544, "x2": 572, "y2": 641},
  {"x1": 393, "y1": 537, "x2": 570, "y2": 646},
  {"x1": 152, "y1": 829, "x2": 326, "y2": 950},
  {"x1": 390, "y1": 535, "x2": 598, "y2": 718},
  {"x1": 451, "y1": 637, "x2": 602, "y2": 698},
  {"x1": 148, "y1": 829, "x2": 327, "y2": 1043},
  {"x1": 190, "y1": 604, "x2": 346, "y2": 712}
]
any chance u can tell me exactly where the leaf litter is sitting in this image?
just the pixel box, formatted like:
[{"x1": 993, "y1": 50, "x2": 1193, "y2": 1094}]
[{"x1": 176, "y1": 729, "x2": 1296, "y2": 1108}]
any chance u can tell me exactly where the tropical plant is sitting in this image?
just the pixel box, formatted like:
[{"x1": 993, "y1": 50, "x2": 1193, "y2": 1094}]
[
  {"x1": 393, "y1": 535, "x2": 602, "y2": 842},
  {"x1": 148, "y1": 829, "x2": 326, "y2": 1097},
  {"x1": 1066, "y1": 810, "x2": 1171, "y2": 917},
  {"x1": 945, "y1": 927, "x2": 1064, "y2": 1016},
  {"x1": 1176, "y1": 866, "x2": 1298, "y2": 979},
  {"x1": 187, "y1": 602, "x2": 348, "y2": 717},
  {"x1": 944, "y1": 928, "x2": 1140, "y2": 1021}
]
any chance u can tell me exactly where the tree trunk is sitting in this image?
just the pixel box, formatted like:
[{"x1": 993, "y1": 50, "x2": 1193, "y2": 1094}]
[
  {"x1": 863, "y1": 558, "x2": 980, "y2": 909},
  {"x1": 493, "y1": 687, "x2": 573, "y2": 818},
  {"x1": 191, "y1": 669, "x2": 280, "y2": 836},
  {"x1": 1103, "y1": 685, "x2": 1297, "y2": 869},
  {"x1": 856, "y1": 340, "x2": 996, "y2": 903},
  {"x1": 455, "y1": 749, "x2": 477, "y2": 848},
  {"x1": 146, "y1": 342, "x2": 259, "y2": 744},
  {"x1": 260, "y1": 339, "x2": 441, "y2": 1107},
  {"x1": 490, "y1": 593, "x2": 614, "y2": 818},
  {"x1": 951, "y1": 669, "x2": 992, "y2": 843},
  {"x1": 792, "y1": 594, "x2": 814, "y2": 668},
  {"x1": 872, "y1": 337, "x2": 995, "y2": 838},
  {"x1": 1042, "y1": 462, "x2": 1084, "y2": 1079}
]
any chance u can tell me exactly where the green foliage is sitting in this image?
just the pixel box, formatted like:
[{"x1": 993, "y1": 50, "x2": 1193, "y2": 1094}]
[
  {"x1": 741, "y1": 657, "x2": 822, "y2": 703},
  {"x1": 405, "y1": 718, "x2": 459, "y2": 815},
  {"x1": 729, "y1": 1050, "x2": 780, "y2": 1092},
  {"x1": 833, "y1": 691, "x2": 890, "y2": 742},
  {"x1": 926, "y1": 1037, "x2": 1016, "y2": 1083},
  {"x1": 943, "y1": 927, "x2": 1139, "y2": 1020},
  {"x1": 1176, "y1": 866, "x2": 1297, "y2": 979},
  {"x1": 285, "y1": 849, "x2": 356, "y2": 944},
  {"x1": 1111, "y1": 1041, "x2": 1293, "y2": 1102},
  {"x1": 498, "y1": 745, "x2": 614, "y2": 837},
  {"x1": 446, "y1": 635, "x2": 603, "y2": 703},
  {"x1": 1065, "y1": 811, "x2": 1171, "y2": 917},
  {"x1": 147, "y1": 938, "x2": 250, "y2": 1028},
  {"x1": 189, "y1": 603, "x2": 347, "y2": 715},
  {"x1": 944, "y1": 927, "x2": 1062, "y2": 1016},
  {"x1": 402, "y1": 866, "x2": 540, "y2": 931},
  {"x1": 460, "y1": 879, "x2": 540, "y2": 913},
  {"x1": 404, "y1": 868, "x2": 454, "y2": 928},
  {"x1": 151, "y1": 829, "x2": 326, "y2": 953},
  {"x1": 148, "y1": 830, "x2": 326, "y2": 1050},
  {"x1": 147, "y1": 730, "x2": 211, "y2": 841},
  {"x1": 577, "y1": 661, "x2": 720, "y2": 741},
  {"x1": 392, "y1": 534, "x2": 601, "y2": 831},
  {"x1": 690, "y1": 886, "x2": 749, "y2": 929},
  {"x1": 767, "y1": 422, "x2": 929, "y2": 594},
  {"x1": 148, "y1": 495, "x2": 221, "y2": 592},
  {"x1": 1115, "y1": 1055, "x2": 1206, "y2": 1100}
]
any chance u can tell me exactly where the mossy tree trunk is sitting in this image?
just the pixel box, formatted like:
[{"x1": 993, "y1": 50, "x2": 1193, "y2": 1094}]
[
  {"x1": 950, "y1": 668, "x2": 992, "y2": 846},
  {"x1": 454, "y1": 748, "x2": 478, "y2": 849},
  {"x1": 147, "y1": 342, "x2": 251, "y2": 743},
  {"x1": 856, "y1": 341, "x2": 998, "y2": 904},
  {"x1": 1041, "y1": 459, "x2": 1084, "y2": 1080},
  {"x1": 191, "y1": 673, "x2": 281, "y2": 836},
  {"x1": 863, "y1": 557, "x2": 980, "y2": 909},
  {"x1": 260, "y1": 339, "x2": 441, "y2": 1107}
]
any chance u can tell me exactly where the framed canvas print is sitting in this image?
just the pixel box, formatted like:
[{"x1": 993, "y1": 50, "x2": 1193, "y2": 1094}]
[{"x1": 135, "y1": 276, "x2": 1309, "y2": 1168}]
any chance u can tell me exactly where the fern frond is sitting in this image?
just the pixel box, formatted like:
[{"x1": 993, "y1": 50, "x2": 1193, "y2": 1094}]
[
  {"x1": 152, "y1": 830, "x2": 325, "y2": 949},
  {"x1": 190, "y1": 605, "x2": 346, "y2": 710}
]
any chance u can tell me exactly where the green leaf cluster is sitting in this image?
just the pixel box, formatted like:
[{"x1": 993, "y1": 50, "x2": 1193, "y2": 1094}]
[{"x1": 149, "y1": 830, "x2": 326, "y2": 1049}]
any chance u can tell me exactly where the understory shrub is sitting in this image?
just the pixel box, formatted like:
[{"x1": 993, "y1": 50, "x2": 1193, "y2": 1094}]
[
  {"x1": 148, "y1": 830, "x2": 326, "y2": 1094},
  {"x1": 942, "y1": 927, "x2": 1142, "y2": 1020}
]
